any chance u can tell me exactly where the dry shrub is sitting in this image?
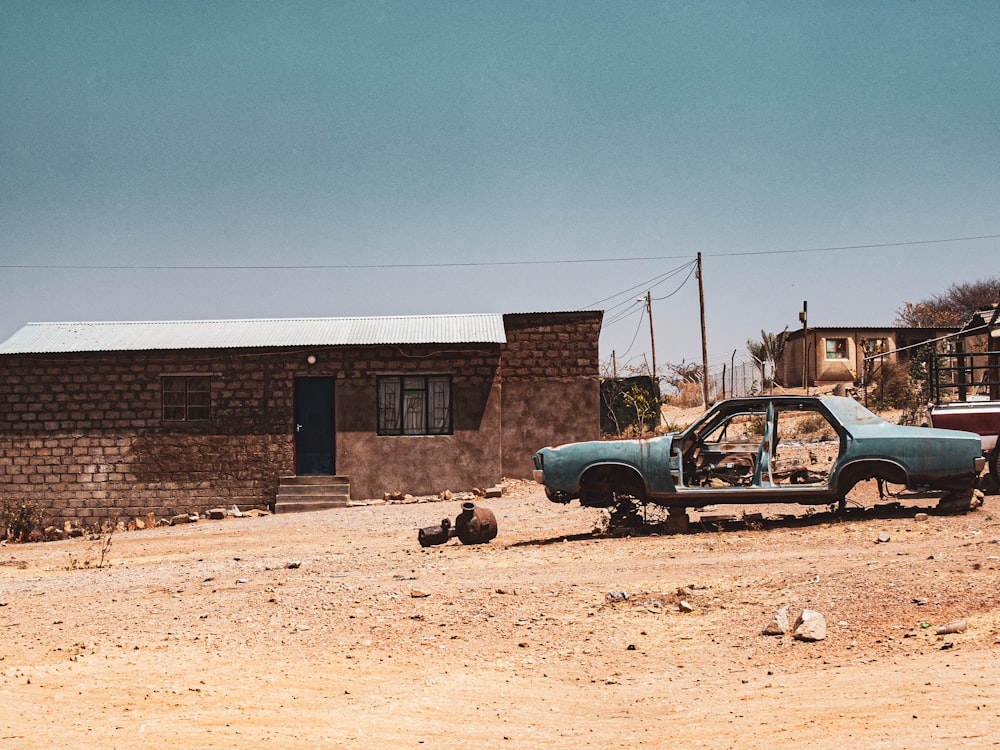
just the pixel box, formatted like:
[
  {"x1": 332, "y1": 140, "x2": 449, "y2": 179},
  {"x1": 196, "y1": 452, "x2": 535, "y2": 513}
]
[
  {"x1": 674, "y1": 382, "x2": 703, "y2": 408},
  {"x1": 795, "y1": 413, "x2": 833, "y2": 439},
  {"x1": 1, "y1": 498, "x2": 45, "y2": 542},
  {"x1": 870, "y1": 360, "x2": 919, "y2": 411}
]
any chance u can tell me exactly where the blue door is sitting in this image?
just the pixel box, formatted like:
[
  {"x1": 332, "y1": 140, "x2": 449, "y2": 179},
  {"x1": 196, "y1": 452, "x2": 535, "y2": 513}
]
[{"x1": 294, "y1": 377, "x2": 335, "y2": 475}]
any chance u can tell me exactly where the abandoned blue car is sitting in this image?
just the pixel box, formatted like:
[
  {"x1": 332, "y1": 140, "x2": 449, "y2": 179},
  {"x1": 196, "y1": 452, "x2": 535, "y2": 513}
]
[{"x1": 533, "y1": 395, "x2": 985, "y2": 514}]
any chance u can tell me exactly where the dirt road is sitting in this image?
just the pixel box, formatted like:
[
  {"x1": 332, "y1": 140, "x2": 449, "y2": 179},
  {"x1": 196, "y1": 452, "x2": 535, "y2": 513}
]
[{"x1": 2, "y1": 482, "x2": 998, "y2": 748}]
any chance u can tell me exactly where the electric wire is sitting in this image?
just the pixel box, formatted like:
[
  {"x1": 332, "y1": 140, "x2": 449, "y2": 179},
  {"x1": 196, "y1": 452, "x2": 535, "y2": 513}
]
[{"x1": 2, "y1": 233, "x2": 995, "y2": 270}]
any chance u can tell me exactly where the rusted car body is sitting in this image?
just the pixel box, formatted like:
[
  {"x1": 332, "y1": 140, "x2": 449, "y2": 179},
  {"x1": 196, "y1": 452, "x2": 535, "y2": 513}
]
[{"x1": 533, "y1": 396, "x2": 985, "y2": 513}]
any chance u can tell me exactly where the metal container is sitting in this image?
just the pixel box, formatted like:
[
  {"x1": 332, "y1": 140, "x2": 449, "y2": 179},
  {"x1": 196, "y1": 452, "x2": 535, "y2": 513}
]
[
  {"x1": 417, "y1": 518, "x2": 453, "y2": 547},
  {"x1": 454, "y1": 502, "x2": 498, "y2": 545}
]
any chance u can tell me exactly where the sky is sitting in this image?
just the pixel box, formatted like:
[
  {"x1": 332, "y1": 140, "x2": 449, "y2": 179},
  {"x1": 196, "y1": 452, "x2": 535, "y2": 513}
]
[{"x1": 1, "y1": 0, "x2": 998, "y2": 379}]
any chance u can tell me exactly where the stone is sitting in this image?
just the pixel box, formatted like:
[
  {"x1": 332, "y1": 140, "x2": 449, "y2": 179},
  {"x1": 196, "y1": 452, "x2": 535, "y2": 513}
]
[
  {"x1": 228, "y1": 505, "x2": 243, "y2": 518},
  {"x1": 484, "y1": 486, "x2": 503, "y2": 498},
  {"x1": 876, "y1": 532, "x2": 890, "y2": 543},
  {"x1": 793, "y1": 609, "x2": 827, "y2": 641},
  {"x1": 934, "y1": 620, "x2": 967, "y2": 635},
  {"x1": 678, "y1": 600, "x2": 695, "y2": 613},
  {"x1": 206, "y1": 508, "x2": 227, "y2": 520},
  {"x1": 914, "y1": 512, "x2": 929, "y2": 522},
  {"x1": 763, "y1": 605, "x2": 790, "y2": 636},
  {"x1": 170, "y1": 513, "x2": 195, "y2": 526}
]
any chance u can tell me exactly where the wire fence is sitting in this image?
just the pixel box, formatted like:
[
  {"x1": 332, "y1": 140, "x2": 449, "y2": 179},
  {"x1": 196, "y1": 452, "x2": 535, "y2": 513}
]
[
  {"x1": 705, "y1": 358, "x2": 762, "y2": 400},
  {"x1": 606, "y1": 355, "x2": 768, "y2": 407}
]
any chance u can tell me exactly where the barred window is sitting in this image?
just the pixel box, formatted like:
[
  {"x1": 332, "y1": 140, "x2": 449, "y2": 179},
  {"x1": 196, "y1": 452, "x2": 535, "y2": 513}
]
[
  {"x1": 162, "y1": 376, "x2": 212, "y2": 422},
  {"x1": 377, "y1": 375, "x2": 451, "y2": 435}
]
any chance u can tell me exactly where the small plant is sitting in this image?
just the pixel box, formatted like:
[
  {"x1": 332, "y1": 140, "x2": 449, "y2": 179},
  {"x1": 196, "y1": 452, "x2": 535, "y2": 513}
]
[
  {"x1": 66, "y1": 515, "x2": 118, "y2": 569},
  {"x1": 96, "y1": 516, "x2": 117, "y2": 568},
  {"x1": 1, "y1": 498, "x2": 45, "y2": 543}
]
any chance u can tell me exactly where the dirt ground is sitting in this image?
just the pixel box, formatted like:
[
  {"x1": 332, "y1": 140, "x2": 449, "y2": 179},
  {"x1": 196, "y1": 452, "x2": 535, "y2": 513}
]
[{"x1": 2, "y1": 480, "x2": 999, "y2": 749}]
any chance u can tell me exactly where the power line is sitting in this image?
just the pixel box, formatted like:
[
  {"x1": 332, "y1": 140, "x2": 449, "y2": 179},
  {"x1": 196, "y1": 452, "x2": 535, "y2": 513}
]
[
  {"x1": 709, "y1": 233, "x2": 1000, "y2": 258},
  {"x1": 591, "y1": 260, "x2": 697, "y2": 316},
  {"x1": 2, "y1": 233, "x2": 996, "y2": 270}
]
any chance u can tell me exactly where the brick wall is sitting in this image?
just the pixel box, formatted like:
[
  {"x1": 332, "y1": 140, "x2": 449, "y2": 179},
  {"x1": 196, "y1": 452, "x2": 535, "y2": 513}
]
[
  {"x1": 500, "y1": 312, "x2": 603, "y2": 478},
  {"x1": 1, "y1": 344, "x2": 504, "y2": 524},
  {"x1": 500, "y1": 312, "x2": 603, "y2": 380}
]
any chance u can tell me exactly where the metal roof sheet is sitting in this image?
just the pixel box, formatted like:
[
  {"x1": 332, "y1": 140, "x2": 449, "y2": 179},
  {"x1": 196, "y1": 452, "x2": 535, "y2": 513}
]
[{"x1": 0, "y1": 314, "x2": 508, "y2": 354}]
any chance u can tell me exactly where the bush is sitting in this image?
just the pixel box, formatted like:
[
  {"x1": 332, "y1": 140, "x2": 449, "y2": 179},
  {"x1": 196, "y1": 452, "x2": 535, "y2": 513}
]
[
  {"x1": 869, "y1": 360, "x2": 919, "y2": 411},
  {"x1": 1, "y1": 498, "x2": 46, "y2": 543},
  {"x1": 673, "y1": 382, "x2": 703, "y2": 408}
]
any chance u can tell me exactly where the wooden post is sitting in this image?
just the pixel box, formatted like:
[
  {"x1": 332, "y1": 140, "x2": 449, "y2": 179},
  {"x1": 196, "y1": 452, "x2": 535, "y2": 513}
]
[
  {"x1": 644, "y1": 291, "x2": 658, "y2": 396},
  {"x1": 697, "y1": 253, "x2": 710, "y2": 406},
  {"x1": 799, "y1": 301, "x2": 808, "y2": 394}
]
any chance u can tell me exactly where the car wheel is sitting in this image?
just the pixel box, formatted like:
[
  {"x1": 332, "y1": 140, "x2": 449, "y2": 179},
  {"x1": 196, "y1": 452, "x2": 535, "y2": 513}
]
[{"x1": 987, "y1": 450, "x2": 1000, "y2": 495}]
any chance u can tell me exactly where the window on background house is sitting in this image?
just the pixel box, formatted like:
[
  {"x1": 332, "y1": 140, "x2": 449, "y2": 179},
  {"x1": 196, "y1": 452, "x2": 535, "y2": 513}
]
[
  {"x1": 162, "y1": 376, "x2": 212, "y2": 421},
  {"x1": 862, "y1": 338, "x2": 886, "y2": 356},
  {"x1": 377, "y1": 375, "x2": 452, "y2": 435},
  {"x1": 825, "y1": 338, "x2": 849, "y2": 360}
]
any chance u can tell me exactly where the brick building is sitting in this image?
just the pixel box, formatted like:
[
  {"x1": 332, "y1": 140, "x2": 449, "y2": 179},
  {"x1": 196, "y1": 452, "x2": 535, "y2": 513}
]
[{"x1": 0, "y1": 311, "x2": 602, "y2": 525}]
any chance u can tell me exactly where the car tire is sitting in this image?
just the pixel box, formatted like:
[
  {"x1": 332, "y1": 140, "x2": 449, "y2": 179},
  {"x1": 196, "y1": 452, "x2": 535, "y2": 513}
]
[{"x1": 988, "y1": 450, "x2": 1000, "y2": 495}]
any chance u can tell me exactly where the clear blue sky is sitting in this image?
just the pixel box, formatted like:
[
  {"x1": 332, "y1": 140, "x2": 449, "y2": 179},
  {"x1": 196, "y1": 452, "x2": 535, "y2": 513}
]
[{"x1": 2, "y1": 1, "x2": 997, "y2": 376}]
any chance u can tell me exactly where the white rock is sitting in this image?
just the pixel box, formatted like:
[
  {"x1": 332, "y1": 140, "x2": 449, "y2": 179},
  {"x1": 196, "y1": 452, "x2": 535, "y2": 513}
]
[
  {"x1": 763, "y1": 605, "x2": 790, "y2": 636},
  {"x1": 793, "y1": 609, "x2": 827, "y2": 641}
]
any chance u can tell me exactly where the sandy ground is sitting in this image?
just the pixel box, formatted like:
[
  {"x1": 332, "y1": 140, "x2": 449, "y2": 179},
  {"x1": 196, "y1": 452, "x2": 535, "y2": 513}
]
[{"x1": 1, "y1": 480, "x2": 999, "y2": 749}]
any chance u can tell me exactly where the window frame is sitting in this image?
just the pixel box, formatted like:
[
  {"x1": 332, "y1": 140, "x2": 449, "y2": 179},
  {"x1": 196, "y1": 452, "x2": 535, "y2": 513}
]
[
  {"x1": 824, "y1": 338, "x2": 849, "y2": 360},
  {"x1": 377, "y1": 375, "x2": 453, "y2": 436},
  {"x1": 161, "y1": 375, "x2": 212, "y2": 422}
]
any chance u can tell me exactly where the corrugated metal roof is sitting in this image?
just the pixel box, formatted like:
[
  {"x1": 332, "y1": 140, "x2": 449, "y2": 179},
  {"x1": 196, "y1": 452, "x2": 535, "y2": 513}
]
[{"x1": 0, "y1": 314, "x2": 508, "y2": 354}]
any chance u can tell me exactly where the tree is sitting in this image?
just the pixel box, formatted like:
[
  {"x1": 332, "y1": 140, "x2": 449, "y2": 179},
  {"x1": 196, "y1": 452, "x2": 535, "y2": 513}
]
[
  {"x1": 746, "y1": 329, "x2": 788, "y2": 390},
  {"x1": 895, "y1": 277, "x2": 1000, "y2": 327}
]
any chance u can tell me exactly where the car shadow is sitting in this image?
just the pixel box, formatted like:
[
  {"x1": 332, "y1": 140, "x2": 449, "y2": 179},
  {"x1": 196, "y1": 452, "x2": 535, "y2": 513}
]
[{"x1": 511, "y1": 501, "x2": 973, "y2": 547}]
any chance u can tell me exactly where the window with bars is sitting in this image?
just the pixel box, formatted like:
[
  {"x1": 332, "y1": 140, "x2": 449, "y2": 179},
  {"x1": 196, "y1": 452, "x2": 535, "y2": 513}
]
[
  {"x1": 162, "y1": 376, "x2": 212, "y2": 422},
  {"x1": 377, "y1": 375, "x2": 452, "y2": 435}
]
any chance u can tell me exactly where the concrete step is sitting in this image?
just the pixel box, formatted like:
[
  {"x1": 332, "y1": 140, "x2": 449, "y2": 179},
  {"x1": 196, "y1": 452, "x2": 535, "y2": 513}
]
[
  {"x1": 277, "y1": 483, "x2": 350, "y2": 496},
  {"x1": 273, "y1": 497, "x2": 350, "y2": 513},
  {"x1": 274, "y1": 476, "x2": 351, "y2": 513},
  {"x1": 278, "y1": 475, "x2": 350, "y2": 486}
]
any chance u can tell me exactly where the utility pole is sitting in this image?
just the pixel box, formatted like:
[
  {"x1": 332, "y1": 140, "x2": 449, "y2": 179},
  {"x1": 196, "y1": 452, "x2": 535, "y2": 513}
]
[
  {"x1": 799, "y1": 301, "x2": 809, "y2": 395},
  {"x1": 642, "y1": 291, "x2": 658, "y2": 395},
  {"x1": 697, "y1": 253, "x2": 710, "y2": 406},
  {"x1": 612, "y1": 350, "x2": 618, "y2": 379}
]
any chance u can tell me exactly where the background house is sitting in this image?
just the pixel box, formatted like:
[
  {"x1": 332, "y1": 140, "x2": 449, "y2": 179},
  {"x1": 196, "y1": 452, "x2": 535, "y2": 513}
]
[
  {"x1": 778, "y1": 325, "x2": 958, "y2": 389},
  {"x1": 0, "y1": 311, "x2": 602, "y2": 525}
]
